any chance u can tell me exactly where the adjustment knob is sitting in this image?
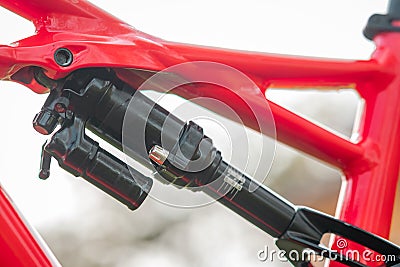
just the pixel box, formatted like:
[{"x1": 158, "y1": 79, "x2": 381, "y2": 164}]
[{"x1": 33, "y1": 110, "x2": 59, "y2": 135}]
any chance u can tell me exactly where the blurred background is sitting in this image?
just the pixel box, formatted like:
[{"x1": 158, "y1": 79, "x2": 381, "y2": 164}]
[{"x1": 0, "y1": 0, "x2": 398, "y2": 266}]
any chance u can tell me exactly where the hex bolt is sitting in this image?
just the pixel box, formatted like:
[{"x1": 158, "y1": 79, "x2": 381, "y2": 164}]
[
  {"x1": 54, "y1": 48, "x2": 73, "y2": 67},
  {"x1": 54, "y1": 103, "x2": 66, "y2": 113}
]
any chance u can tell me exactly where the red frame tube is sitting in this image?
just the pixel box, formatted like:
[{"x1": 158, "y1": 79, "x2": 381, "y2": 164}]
[
  {"x1": 0, "y1": 186, "x2": 53, "y2": 266},
  {"x1": 0, "y1": 0, "x2": 399, "y2": 265}
]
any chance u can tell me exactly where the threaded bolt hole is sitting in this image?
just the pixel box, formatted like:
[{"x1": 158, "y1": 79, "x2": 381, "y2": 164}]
[{"x1": 54, "y1": 48, "x2": 73, "y2": 67}]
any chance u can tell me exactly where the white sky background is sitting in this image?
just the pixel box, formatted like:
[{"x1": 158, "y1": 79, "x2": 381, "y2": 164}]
[{"x1": 0, "y1": 0, "x2": 389, "y2": 262}]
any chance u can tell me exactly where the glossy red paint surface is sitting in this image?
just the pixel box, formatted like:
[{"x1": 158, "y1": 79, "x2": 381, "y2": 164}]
[
  {"x1": 331, "y1": 33, "x2": 400, "y2": 260},
  {"x1": 0, "y1": 0, "x2": 398, "y2": 266},
  {"x1": 0, "y1": 186, "x2": 53, "y2": 267}
]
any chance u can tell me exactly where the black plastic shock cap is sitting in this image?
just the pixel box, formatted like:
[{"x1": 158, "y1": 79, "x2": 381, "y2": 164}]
[{"x1": 33, "y1": 110, "x2": 59, "y2": 135}]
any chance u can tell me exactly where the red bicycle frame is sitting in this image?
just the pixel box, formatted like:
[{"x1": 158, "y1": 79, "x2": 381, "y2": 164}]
[{"x1": 0, "y1": 0, "x2": 399, "y2": 266}]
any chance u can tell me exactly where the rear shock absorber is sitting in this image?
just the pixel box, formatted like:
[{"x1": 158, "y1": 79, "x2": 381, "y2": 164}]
[
  {"x1": 33, "y1": 68, "x2": 400, "y2": 267},
  {"x1": 37, "y1": 68, "x2": 296, "y2": 237}
]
